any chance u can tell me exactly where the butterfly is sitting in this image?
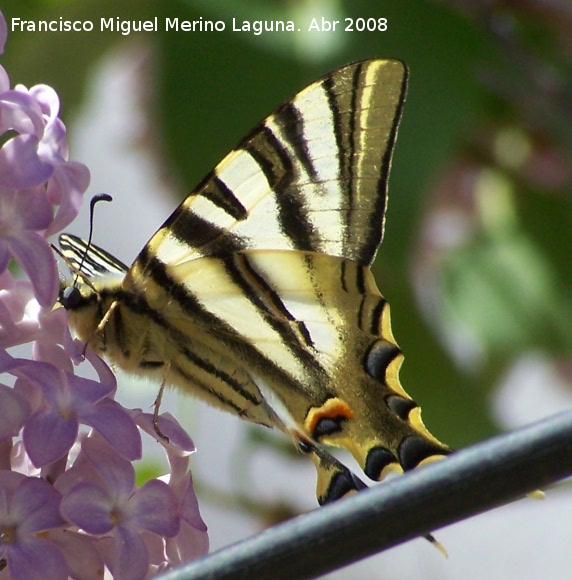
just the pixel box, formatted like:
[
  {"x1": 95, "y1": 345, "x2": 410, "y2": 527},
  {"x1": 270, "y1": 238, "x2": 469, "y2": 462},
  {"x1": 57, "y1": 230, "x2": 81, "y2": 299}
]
[{"x1": 59, "y1": 58, "x2": 450, "y2": 506}]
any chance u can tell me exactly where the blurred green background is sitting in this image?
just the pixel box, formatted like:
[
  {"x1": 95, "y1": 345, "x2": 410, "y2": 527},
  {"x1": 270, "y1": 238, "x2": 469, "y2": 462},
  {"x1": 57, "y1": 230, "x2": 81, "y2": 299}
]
[{"x1": 2, "y1": 0, "x2": 571, "y2": 508}]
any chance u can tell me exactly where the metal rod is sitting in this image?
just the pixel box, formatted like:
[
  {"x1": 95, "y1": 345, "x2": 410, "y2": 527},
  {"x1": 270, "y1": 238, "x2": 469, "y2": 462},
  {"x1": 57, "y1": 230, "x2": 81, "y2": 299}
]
[{"x1": 159, "y1": 410, "x2": 572, "y2": 580}]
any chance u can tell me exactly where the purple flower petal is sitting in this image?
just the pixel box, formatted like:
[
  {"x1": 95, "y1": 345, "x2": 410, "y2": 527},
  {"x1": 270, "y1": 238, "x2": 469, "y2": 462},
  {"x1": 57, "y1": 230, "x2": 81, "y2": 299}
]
[
  {"x1": 0, "y1": 469, "x2": 24, "y2": 507},
  {"x1": 0, "y1": 134, "x2": 53, "y2": 188},
  {"x1": 65, "y1": 373, "x2": 115, "y2": 407},
  {"x1": 166, "y1": 520, "x2": 210, "y2": 564},
  {"x1": 60, "y1": 481, "x2": 114, "y2": 535},
  {"x1": 111, "y1": 526, "x2": 150, "y2": 580},
  {"x1": 177, "y1": 471, "x2": 207, "y2": 532},
  {"x1": 82, "y1": 399, "x2": 142, "y2": 461},
  {"x1": 12, "y1": 187, "x2": 54, "y2": 230},
  {"x1": 29, "y1": 84, "x2": 60, "y2": 127},
  {"x1": 14, "y1": 376, "x2": 43, "y2": 415},
  {"x1": 10, "y1": 358, "x2": 61, "y2": 393},
  {"x1": 0, "y1": 11, "x2": 7, "y2": 55},
  {"x1": 7, "y1": 230, "x2": 58, "y2": 306},
  {"x1": 81, "y1": 436, "x2": 136, "y2": 499},
  {"x1": 127, "y1": 479, "x2": 179, "y2": 537},
  {"x1": 13, "y1": 477, "x2": 65, "y2": 534},
  {"x1": 44, "y1": 161, "x2": 90, "y2": 235},
  {"x1": 43, "y1": 530, "x2": 104, "y2": 580},
  {"x1": 0, "y1": 383, "x2": 30, "y2": 438},
  {"x1": 0, "y1": 90, "x2": 45, "y2": 137},
  {"x1": 6, "y1": 187, "x2": 53, "y2": 230},
  {"x1": 7, "y1": 536, "x2": 68, "y2": 580},
  {"x1": 33, "y1": 342, "x2": 73, "y2": 373},
  {"x1": 52, "y1": 443, "x2": 98, "y2": 497},
  {"x1": 136, "y1": 411, "x2": 195, "y2": 453},
  {"x1": 24, "y1": 408, "x2": 78, "y2": 467},
  {"x1": 0, "y1": 65, "x2": 9, "y2": 92},
  {"x1": 84, "y1": 350, "x2": 116, "y2": 393},
  {"x1": 43, "y1": 118, "x2": 69, "y2": 160},
  {"x1": 18, "y1": 360, "x2": 112, "y2": 409},
  {"x1": 0, "y1": 275, "x2": 42, "y2": 348}
]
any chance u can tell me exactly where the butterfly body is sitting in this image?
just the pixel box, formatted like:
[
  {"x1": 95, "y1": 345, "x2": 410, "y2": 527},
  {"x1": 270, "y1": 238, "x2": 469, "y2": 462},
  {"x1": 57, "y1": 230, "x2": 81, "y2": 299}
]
[{"x1": 60, "y1": 59, "x2": 450, "y2": 504}]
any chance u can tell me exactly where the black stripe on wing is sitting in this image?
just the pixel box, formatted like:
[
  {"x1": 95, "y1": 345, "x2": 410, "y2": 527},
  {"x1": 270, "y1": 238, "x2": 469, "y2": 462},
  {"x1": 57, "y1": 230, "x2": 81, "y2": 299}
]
[
  {"x1": 243, "y1": 124, "x2": 319, "y2": 253},
  {"x1": 204, "y1": 175, "x2": 249, "y2": 221},
  {"x1": 165, "y1": 207, "x2": 247, "y2": 256},
  {"x1": 226, "y1": 253, "x2": 315, "y2": 351}
]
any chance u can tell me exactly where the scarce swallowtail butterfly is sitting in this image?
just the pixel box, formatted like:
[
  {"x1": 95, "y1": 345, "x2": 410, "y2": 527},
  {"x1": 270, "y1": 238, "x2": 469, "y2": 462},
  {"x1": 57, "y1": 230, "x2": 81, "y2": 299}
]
[{"x1": 59, "y1": 59, "x2": 451, "y2": 507}]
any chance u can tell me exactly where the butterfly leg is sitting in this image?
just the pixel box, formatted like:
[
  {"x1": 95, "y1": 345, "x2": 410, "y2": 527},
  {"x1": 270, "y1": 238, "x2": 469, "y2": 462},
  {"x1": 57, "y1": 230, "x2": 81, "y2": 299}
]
[
  {"x1": 78, "y1": 299, "x2": 120, "y2": 356},
  {"x1": 94, "y1": 299, "x2": 119, "y2": 335},
  {"x1": 152, "y1": 361, "x2": 171, "y2": 443}
]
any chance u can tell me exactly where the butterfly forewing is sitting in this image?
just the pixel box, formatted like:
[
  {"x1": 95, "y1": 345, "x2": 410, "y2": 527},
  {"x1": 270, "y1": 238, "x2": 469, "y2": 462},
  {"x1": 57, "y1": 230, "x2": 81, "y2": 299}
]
[
  {"x1": 139, "y1": 59, "x2": 407, "y2": 269},
  {"x1": 59, "y1": 59, "x2": 450, "y2": 506},
  {"x1": 60, "y1": 233, "x2": 128, "y2": 278}
]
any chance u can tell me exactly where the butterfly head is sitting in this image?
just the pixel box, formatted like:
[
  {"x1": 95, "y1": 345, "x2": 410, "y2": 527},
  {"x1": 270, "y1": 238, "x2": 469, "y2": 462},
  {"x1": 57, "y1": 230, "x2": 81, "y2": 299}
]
[
  {"x1": 59, "y1": 284, "x2": 91, "y2": 310},
  {"x1": 57, "y1": 276, "x2": 101, "y2": 348},
  {"x1": 57, "y1": 233, "x2": 129, "y2": 353}
]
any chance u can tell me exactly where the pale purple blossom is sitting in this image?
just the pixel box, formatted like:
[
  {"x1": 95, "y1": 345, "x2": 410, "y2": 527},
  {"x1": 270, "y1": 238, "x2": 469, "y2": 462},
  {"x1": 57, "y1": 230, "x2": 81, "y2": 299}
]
[
  {"x1": 0, "y1": 8, "x2": 208, "y2": 578},
  {"x1": 0, "y1": 14, "x2": 89, "y2": 307},
  {"x1": 0, "y1": 471, "x2": 68, "y2": 579},
  {"x1": 134, "y1": 411, "x2": 210, "y2": 562},
  {"x1": 0, "y1": 351, "x2": 141, "y2": 466},
  {"x1": 164, "y1": 442, "x2": 210, "y2": 564},
  {"x1": 0, "y1": 382, "x2": 30, "y2": 440},
  {"x1": 0, "y1": 186, "x2": 58, "y2": 306},
  {"x1": 60, "y1": 436, "x2": 180, "y2": 580}
]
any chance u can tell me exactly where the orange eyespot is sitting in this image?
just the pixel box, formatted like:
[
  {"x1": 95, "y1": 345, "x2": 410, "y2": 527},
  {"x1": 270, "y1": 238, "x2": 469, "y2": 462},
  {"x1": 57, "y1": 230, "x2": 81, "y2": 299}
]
[{"x1": 305, "y1": 398, "x2": 354, "y2": 440}]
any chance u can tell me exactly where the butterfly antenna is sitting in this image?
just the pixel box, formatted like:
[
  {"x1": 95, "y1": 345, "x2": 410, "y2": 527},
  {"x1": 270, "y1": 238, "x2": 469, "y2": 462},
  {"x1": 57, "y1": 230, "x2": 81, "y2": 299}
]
[{"x1": 73, "y1": 193, "x2": 113, "y2": 286}]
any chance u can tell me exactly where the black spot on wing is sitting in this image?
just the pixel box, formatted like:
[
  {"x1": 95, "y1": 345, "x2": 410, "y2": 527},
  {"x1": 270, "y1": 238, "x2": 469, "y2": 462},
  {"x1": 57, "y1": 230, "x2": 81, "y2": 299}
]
[
  {"x1": 320, "y1": 470, "x2": 367, "y2": 505},
  {"x1": 364, "y1": 446, "x2": 397, "y2": 481},
  {"x1": 386, "y1": 395, "x2": 417, "y2": 421},
  {"x1": 313, "y1": 416, "x2": 344, "y2": 439},
  {"x1": 364, "y1": 340, "x2": 400, "y2": 381},
  {"x1": 398, "y1": 437, "x2": 449, "y2": 472}
]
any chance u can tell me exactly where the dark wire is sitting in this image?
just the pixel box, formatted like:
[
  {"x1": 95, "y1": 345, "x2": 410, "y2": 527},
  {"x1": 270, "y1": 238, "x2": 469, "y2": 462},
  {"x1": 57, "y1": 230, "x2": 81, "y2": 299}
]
[{"x1": 158, "y1": 410, "x2": 572, "y2": 580}]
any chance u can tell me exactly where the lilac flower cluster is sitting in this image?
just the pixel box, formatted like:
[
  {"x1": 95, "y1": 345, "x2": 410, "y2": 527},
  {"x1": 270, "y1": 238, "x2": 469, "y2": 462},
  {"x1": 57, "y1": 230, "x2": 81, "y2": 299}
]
[{"x1": 0, "y1": 11, "x2": 208, "y2": 579}]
